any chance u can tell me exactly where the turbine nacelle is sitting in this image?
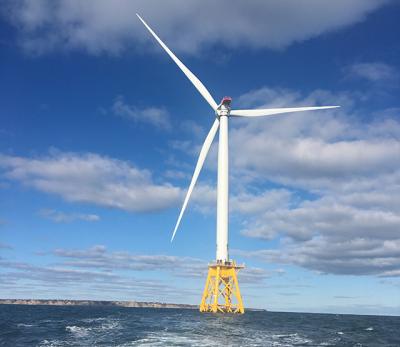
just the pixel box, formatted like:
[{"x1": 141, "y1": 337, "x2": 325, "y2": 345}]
[{"x1": 216, "y1": 96, "x2": 232, "y2": 117}]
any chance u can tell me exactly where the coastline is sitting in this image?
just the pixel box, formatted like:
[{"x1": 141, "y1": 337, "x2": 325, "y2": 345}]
[{"x1": 0, "y1": 299, "x2": 197, "y2": 309}]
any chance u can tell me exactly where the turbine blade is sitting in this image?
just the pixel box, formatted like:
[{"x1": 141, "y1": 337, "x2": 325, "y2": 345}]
[
  {"x1": 136, "y1": 14, "x2": 218, "y2": 111},
  {"x1": 230, "y1": 106, "x2": 340, "y2": 117},
  {"x1": 171, "y1": 118, "x2": 219, "y2": 241}
]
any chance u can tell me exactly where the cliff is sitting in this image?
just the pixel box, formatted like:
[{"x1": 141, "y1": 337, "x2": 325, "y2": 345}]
[{"x1": 0, "y1": 299, "x2": 197, "y2": 309}]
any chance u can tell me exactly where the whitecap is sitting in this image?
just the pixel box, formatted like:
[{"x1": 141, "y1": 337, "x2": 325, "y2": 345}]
[
  {"x1": 130, "y1": 331, "x2": 219, "y2": 347},
  {"x1": 81, "y1": 317, "x2": 108, "y2": 323},
  {"x1": 65, "y1": 325, "x2": 89, "y2": 337},
  {"x1": 272, "y1": 332, "x2": 312, "y2": 345},
  {"x1": 365, "y1": 327, "x2": 374, "y2": 331},
  {"x1": 39, "y1": 339, "x2": 64, "y2": 347},
  {"x1": 99, "y1": 320, "x2": 121, "y2": 331}
]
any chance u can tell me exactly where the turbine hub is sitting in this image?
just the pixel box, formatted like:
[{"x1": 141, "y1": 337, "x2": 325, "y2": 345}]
[{"x1": 216, "y1": 96, "x2": 232, "y2": 117}]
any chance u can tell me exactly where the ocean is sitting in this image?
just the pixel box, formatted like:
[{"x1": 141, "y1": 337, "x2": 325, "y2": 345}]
[{"x1": 0, "y1": 305, "x2": 399, "y2": 346}]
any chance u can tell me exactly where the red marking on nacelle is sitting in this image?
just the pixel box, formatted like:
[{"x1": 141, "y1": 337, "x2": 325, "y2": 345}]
[{"x1": 221, "y1": 96, "x2": 232, "y2": 105}]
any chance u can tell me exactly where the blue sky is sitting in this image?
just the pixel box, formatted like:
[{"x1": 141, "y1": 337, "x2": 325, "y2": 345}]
[{"x1": 1, "y1": 1, "x2": 400, "y2": 315}]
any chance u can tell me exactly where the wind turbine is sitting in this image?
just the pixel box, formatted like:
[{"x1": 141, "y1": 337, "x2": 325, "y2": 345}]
[{"x1": 137, "y1": 14, "x2": 339, "y2": 314}]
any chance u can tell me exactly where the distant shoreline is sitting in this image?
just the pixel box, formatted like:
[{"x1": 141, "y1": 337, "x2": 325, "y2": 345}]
[
  {"x1": 0, "y1": 299, "x2": 267, "y2": 311},
  {"x1": 0, "y1": 299, "x2": 197, "y2": 309}
]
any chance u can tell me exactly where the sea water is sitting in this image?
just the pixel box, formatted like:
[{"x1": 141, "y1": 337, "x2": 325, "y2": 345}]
[{"x1": 0, "y1": 305, "x2": 399, "y2": 346}]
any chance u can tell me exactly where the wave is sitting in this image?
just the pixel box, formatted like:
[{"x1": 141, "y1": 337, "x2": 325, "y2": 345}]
[
  {"x1": 39, "y1": 339, "x2": 65, "y2": 347},
  {"x1": 127, "y1": 330, "x2": 315, "y2": 347},
  {"x1": 81, "y1": 317, "x2": 108, "y2": 323},
  {"x1": 65, "y1": 325, "x2": 89, "y2": 337}
]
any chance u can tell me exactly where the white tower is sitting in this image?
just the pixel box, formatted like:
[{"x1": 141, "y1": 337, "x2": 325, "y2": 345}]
[{"x1": 216, "y1": 99, "x2": 230, "y2": 262}]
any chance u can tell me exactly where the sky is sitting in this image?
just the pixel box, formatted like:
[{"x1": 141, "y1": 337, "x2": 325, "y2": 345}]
[{"x1": 0, "y1": 0, "x2": 399, "y2": 316}]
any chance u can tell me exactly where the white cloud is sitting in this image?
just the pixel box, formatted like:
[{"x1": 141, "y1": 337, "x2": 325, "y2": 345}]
[
  {"x1": 52, "y1": 245, "x2": 206, "y2": 274},
  {"x1": 3, "y1": 0, "x2": 389, "y2": 55},
  {"x1": 227, "y1": 86, "x2": 400, "y2": 277},
  {"x1": 231, "y1": 189, "x2": 292, "y2": 215},
  {"x1": 345, "y1": 62, "x2": 399, "y2": 82},
  {"x1": 190, "y1": 183, "x2": 216, "y2": 214},
  {"x1": 179, "y1": 120, "x2": 205, "y2": 139},
  {"x1": 0, "y1": 245, "x2": 270, "y2": 301},
  {"x1": 39, "y1": 209, "x2": 100, "y2": 223},
  {"x1": 43, "y1": 245, "x2": 269, "y2": 285},
  {"x1": 230, "y1": 87, "x2": 400, "y2": 191},
  {"x1": 52, "y1": 245, "x2": 270, "y2": 284},
  {"x1": 0, "y1": 151, "x2": 181, "y2": 212},
  {"x1": 237, "y1": 237, "x2": 400, "y2": 277},
  {"x1": 0, "y1": 257, "x2": 193, "y2": 302},
  {"x1": 243, "y1": 197, "x2": 400, "y2": 242},
  {"x1": 112, "y1": 96, "x2": 171, "y2": 130}
]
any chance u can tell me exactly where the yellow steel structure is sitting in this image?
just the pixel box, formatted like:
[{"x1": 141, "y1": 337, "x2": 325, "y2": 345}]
[{"x1": 199, "y1": 261, "x2": 244, "y2": 314}]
